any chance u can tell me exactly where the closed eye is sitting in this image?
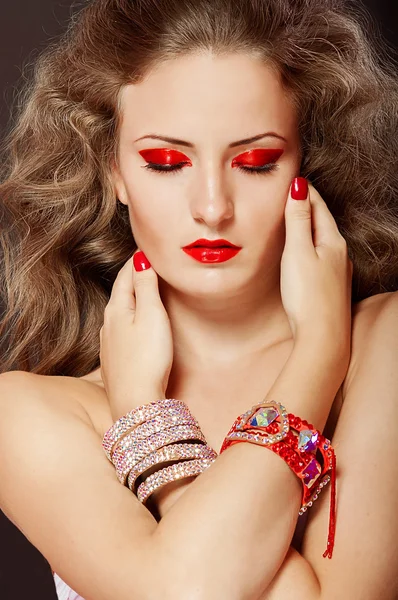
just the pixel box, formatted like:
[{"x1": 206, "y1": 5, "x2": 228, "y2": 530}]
[{"x1": 142, "y1": 162, "x2": 279, "y2": 175}]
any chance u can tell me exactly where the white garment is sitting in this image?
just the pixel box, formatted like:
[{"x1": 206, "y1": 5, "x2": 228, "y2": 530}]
[{"x1": 53, "y1": 573, "x2": 85, "y2": 600}]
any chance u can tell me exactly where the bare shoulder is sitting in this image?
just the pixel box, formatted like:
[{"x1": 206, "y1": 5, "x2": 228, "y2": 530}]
[
  {"x1": 0, "y1": 369, "x2": 112, "y2": 438},
  {"x1": 351, "y1": 289, "x2": 397, "y2": 326},
  {"x1": 343, "y1": 290, "x2": 398, "y2": 394},
  {"x1": 0, "y1": 370, "x2": 157, "y2": 599},
  {"x1": 0, "y1": 370, "x2": 90, "y2": 422}
]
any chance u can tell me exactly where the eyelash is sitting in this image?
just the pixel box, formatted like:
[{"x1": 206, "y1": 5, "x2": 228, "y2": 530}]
[{"x1": 142, "y1": 163, "x2": 279, "y2": 176}]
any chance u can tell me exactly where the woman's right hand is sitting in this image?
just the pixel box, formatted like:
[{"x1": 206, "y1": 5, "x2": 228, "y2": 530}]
[{"x1": 99, "y1": 250, "x2": 174, "y2": 421}]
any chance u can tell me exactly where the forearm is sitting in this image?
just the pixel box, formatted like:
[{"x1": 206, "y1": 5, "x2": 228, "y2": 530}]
[{"x1": 145, "y1": 342, "x2": 342, "y2": 600}]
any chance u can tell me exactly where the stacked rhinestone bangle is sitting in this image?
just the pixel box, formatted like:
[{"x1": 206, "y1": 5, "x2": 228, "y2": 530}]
[
  {"x1": 102, "y1": 399, "x2": 189, "y2": 461},
  {"x1": 127, "y1": 442, "x2": 217, "y2": 492},
  {"x1": 102, "y1": 399, "x2": 217, "y2": 498},
  {"x1": 112, "y1": 411, "x2": 199, "y2": 459},
  {"x1": 114, "y1": 423, "x2": 207, "y2": 484},
  {"x1": 137, "y1": 457, "x2": 216, "y2": 504}
]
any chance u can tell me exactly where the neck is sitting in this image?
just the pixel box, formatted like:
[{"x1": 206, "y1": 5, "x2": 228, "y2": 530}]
[{"x1": 159, "y1": 275, "x2": 293, "y2": 373}]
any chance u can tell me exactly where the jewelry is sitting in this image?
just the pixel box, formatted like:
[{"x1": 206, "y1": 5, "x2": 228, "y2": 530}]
[
  {"x1": 220, "y1": 400, "x2": 336, "y2": 559},
  {"x1": 137, "y1": 457, "x2": 216, "y2": 504},
  {"x1": 127, "y1": 442, "x2": 217, "y2": 492},
  {"x1": 102, "y1": 399, "x2": 187, "y2": 461}
]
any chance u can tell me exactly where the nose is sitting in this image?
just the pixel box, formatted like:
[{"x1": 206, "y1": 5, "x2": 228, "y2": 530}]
[{"x1": 190, "y1": 166, "x2": 234, "y2": 228}]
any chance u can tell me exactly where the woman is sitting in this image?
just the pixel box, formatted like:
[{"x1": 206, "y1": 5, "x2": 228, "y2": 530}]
[{"x1": 0, "y1": 0, "x2": 397, "y2": 598}]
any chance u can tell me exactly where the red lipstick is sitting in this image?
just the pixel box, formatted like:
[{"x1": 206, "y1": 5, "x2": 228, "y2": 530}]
[{"x1": 182, "y1": 238, "x2": 242, "y2": 263}]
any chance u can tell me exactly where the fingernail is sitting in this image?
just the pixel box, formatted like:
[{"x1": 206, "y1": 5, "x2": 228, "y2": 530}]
[
  {"x1": 133, "y1": 251, "x2": 151, "y2": 272},
  {"x1": 291, "y1": 177, "x2": 308, "y2": 200}
]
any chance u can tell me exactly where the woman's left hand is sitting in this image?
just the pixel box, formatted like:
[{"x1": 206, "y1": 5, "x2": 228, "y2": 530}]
[{"x1": 280, "y1": 179, "x2": 353, "y2": 374}]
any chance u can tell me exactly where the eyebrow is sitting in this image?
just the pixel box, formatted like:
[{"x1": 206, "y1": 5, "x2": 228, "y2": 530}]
[{"x1": 134, "y1": 132, "x2": 287, "y2": 147}]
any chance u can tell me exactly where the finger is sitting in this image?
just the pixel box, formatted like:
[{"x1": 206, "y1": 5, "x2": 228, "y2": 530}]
[
  {"x1": 107, "y1": 254, "x2": 136, "y2": 312},
  {"x1": 308, "y1": 184, "x2": 342, "y2": 248},
  {"x1": 132, "y1": 250, "x2": 162, "y2": 315},
  {"x1": 284, "y1": 177, "x2": 314, "y2": 253}
]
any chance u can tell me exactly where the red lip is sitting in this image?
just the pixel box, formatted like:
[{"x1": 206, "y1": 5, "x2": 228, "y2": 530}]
[
  {"x1": 182, "y1": 247, "x2": 241, "y2": 263},
  {"x1": 182, "y1": 239, "x2": 242, "y2": 263},
  {"x1": 183, "y1": 238, "x2": 240, "y2": 249}
]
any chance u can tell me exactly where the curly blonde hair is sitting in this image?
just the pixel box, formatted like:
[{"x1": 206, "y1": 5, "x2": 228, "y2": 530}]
[{"x1": 1, "y1": 0, "x2": 397, "y2": 376}]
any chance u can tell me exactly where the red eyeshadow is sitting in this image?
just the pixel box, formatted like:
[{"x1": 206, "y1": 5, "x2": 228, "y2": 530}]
[
  {"x1": 138, "y1": 148, "x2": 192, "y2": 165},
  {"x1": 231, "y1": 148, "x2": 284, "y2": 167}
]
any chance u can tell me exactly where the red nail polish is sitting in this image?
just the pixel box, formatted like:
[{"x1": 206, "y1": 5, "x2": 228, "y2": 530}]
[
  {"x1": 133, "y1": 251, "x2": 151, "y2": 271},
  {"x1": 291, "y1": 177, "x2": 308, "y2": 200}
]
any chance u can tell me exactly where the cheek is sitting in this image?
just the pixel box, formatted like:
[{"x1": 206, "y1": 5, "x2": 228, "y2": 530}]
[
  {"x1": 238, "y1": 180, "x2": 290, "y2": 260},
  {"x1": 244, "y1": 180, "x2": 289, "y2": 231},
  {"x1": 129, "y1": 200, "x2": 163, "y2": 239},
  {"x1": 125, "y1": 185, "x2": 175, "y2": 246}
]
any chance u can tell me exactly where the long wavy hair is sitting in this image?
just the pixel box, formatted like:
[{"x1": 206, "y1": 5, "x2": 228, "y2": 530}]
[{"x1": 1, "y1": 0, "x2": 397, "y2": 376}]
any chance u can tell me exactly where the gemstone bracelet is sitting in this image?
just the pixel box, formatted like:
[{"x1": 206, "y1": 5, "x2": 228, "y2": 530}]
[{"x1": 220, "y1": 400, "x2": 336, "y2": 559}]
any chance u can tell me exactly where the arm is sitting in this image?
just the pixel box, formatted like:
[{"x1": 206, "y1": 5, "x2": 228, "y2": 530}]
[
  {"x1": 204, "y1": 291, "x2": 398, "y2": 600},
  {"x1": 0, "y1": 337, "x2": 342, "y2": 600},
  {"x1": 297, "y1": 291, "x2": 398, "y2": 599},
  {"x1": 149, "y1": 334, "x2": 345, "y2": 600},
  {"x1": 155, "y1": 292, "x2": 398, "y2": 600}
]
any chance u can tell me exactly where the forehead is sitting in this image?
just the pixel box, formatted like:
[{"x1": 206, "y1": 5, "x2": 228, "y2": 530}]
[{"x1": 118, "y1": 53, "x2": 297, "y2": 143}]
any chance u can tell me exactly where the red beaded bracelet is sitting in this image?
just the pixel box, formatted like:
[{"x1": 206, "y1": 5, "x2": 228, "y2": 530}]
[{"x1": 220, "y1": 400, "x2": 336, "y2": 559}]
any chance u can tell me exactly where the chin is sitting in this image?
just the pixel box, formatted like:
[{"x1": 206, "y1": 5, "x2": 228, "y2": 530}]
[{"x1": 162, "y1": 266, "x2": 252, "y2": 299}]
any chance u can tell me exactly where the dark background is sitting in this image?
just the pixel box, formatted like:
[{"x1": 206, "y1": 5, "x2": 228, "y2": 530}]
[
  {"x1": 0, "y1": 1, "x2": 397, "y2": 599},
  {"x1": 1, "y1": 0, "x2": 398, "y2": 138}
]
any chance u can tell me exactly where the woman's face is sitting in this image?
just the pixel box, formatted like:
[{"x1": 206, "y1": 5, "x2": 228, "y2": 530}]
[{"x1": 112, "y1": 52, "x2": 301, "y2": 300}]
